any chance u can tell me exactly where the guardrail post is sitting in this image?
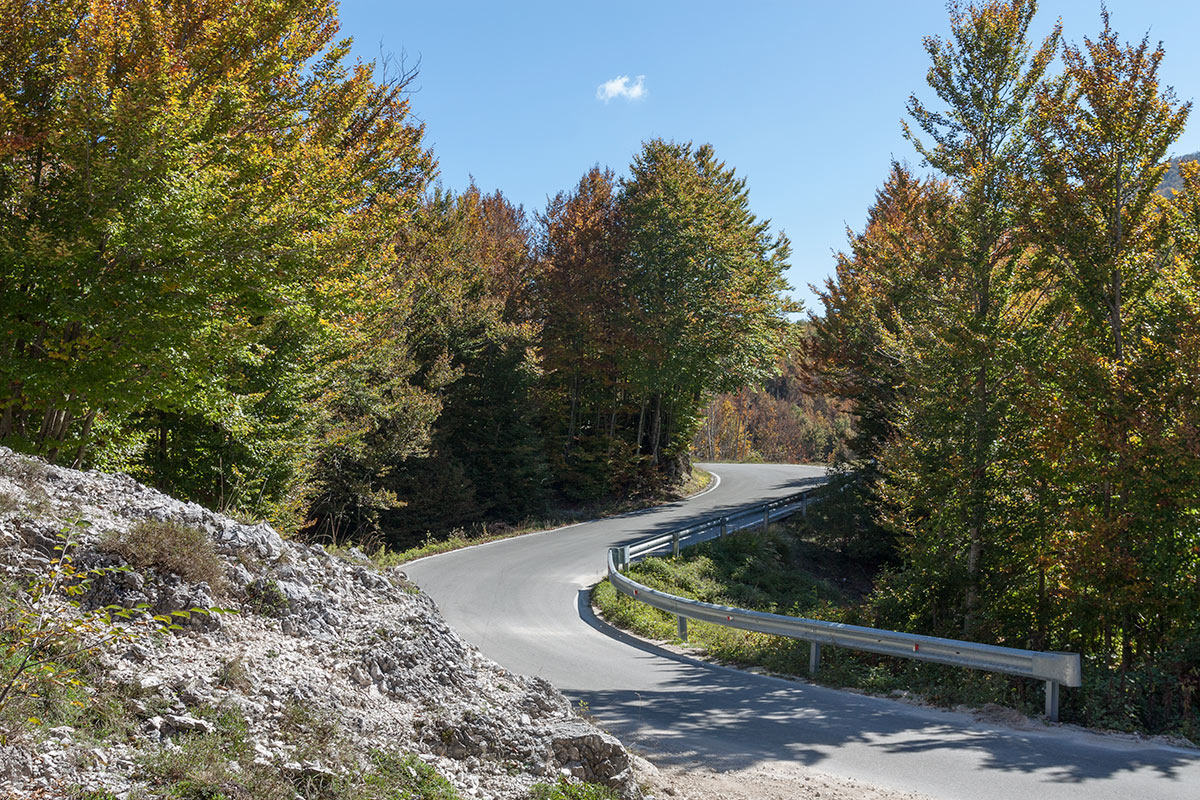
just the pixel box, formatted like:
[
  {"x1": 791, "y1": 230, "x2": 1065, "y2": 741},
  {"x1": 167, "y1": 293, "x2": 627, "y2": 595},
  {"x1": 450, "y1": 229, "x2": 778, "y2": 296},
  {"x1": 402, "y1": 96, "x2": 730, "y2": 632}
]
[
  {"x1": 720, "y1": 517, "x2": 727, "y2": 536},
  {"x1": 763, "y1": 507, "x2": 770, "y2": 528},
  {"x1": 672, "y1": 531, "x2": 679, "y2": 557},
  {"x1": 802, "y1": 493, "x2": 809, "y2": 517},
  {"x1": 677, "y1": 615, "x2": 688, "y2": 642},
  {"x1": 1045, "y1": 680, "x2": 1060, "y2": 722},
  {"x1": 809, "y1": 642, "x2": 821, "y2": 675}
]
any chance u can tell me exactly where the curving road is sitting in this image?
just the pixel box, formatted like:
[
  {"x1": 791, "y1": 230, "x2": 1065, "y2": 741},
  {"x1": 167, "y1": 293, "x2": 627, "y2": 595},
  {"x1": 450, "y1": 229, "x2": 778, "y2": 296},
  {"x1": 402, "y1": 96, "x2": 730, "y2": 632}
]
[{"x1": 406, "y1": 463, "x2": 1200, "y2": 799}]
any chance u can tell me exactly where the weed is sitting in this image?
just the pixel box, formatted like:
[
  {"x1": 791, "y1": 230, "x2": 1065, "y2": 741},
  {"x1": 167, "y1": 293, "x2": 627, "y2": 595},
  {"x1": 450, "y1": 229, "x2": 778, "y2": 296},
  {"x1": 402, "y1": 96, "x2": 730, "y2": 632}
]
[
  {"x1": 279, "y1": 700, "x2": 342, "y2": 764},
  {"x1": 0, "y1": 524, "x2": 176, "y2": 725},
  {"x1": 141, "y1": 704, "x2": 293, "y2": 799},
  {"x1": 142, "y1": 718, "x2": 463, "y2": 800},
  {"x1": 99, "y1": 520, "x2": 226, "y2": 592},
  {"x1": 529, "y1": 778, "x2": 619, "y2": 800},
  {"x1": 359, "y1": 750, "x2": 461, "y2": 799},
  {"x1": 213, "y1": 654, "x2": 251, "y2": 692},
  {"x1": 244, "y1": 578, "x2": 289, "y2": 617}
]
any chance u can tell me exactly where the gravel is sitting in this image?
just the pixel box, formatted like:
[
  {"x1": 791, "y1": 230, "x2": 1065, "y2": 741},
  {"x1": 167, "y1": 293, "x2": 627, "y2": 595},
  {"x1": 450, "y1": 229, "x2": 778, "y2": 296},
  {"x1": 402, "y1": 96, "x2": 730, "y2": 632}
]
[{"x1": 0, "y1": 446, "x2": 641, "y2": 799}]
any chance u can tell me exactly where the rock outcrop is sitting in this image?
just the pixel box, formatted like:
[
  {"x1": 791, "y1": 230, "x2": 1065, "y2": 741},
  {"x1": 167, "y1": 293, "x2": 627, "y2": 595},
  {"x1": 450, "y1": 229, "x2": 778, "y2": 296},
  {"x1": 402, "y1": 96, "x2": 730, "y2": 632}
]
[{"x1": 0, "y1": 447, "x2": 641, "y2": 799}]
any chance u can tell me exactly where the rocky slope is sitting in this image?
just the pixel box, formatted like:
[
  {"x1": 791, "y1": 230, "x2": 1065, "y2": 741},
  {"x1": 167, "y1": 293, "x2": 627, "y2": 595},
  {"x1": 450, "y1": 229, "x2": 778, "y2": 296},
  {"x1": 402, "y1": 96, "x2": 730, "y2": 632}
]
[{"x1": 0, "y1": 447, "x2": 641, "y2": 799}]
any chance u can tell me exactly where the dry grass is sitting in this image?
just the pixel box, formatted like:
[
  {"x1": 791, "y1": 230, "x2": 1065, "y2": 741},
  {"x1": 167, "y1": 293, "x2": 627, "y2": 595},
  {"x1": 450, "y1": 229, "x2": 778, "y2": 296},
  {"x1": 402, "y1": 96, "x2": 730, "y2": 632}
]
[{"x1": 99, "y1": 520, "x2": 226, "y2": 591}]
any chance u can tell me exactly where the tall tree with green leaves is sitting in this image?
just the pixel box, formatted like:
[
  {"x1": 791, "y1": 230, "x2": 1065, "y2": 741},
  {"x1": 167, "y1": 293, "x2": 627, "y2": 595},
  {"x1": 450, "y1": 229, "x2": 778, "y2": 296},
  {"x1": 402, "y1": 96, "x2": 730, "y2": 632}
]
[
  {"x1": 351, "y1": 186, "x2": 549, "y2": 546},
  {"x1": 806, "y1": 164, "x2": 958, "y2": 564},
  {"x1": 1029, "y1": 12, "x2": 1194, "y2": 666},
  {"x1": 618, "y1": 139, "x2": 794, "y2": 479},
  {"x1": 895, "y1": 0, "x2": 1059, "y2": 636},
  {"x1": 809, "y1": 164, "x2": 957, "y2": 464},
  {"x1": 536, "y1": 167, "x2": 637, "y2": 500},
  {"x1": 0, "y1": 1, "x2": 435, "y2": 526}
]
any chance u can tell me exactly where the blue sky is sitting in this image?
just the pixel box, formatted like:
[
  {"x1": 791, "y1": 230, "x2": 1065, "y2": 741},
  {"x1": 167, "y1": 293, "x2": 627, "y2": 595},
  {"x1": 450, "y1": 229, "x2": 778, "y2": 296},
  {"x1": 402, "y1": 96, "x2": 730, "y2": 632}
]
[{"x1": 338, "y1": 1, "x2": 1200, "y2": 311}]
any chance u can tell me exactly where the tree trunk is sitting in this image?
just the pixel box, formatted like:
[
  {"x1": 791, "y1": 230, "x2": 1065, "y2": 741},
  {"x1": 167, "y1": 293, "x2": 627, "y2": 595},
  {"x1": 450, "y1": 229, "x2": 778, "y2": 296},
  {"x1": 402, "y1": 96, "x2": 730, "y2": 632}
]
[
  {"x1": 636, "y1": 399, "x2": 647, "y2": 455},
  {"x1": 71, "y1": 410, "x2": 97, "y2": 468},
  {"x1": 650, "y1": 394, "x2": 662, "y2": 464}
]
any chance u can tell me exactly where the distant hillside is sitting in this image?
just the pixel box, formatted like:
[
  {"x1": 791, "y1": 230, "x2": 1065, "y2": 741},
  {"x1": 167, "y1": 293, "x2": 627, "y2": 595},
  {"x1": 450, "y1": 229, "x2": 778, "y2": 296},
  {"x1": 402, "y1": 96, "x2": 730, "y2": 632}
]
[{"x1": 1160, "y1": 151, "x2": 1200, "y2": 195}]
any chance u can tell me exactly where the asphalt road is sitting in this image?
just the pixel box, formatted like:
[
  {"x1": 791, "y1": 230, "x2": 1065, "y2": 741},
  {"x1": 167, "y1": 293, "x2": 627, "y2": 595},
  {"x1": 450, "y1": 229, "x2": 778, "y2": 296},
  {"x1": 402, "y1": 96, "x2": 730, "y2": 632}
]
[{"x1": 405, "y1": 462, "x2": 1200, "y2": 799}]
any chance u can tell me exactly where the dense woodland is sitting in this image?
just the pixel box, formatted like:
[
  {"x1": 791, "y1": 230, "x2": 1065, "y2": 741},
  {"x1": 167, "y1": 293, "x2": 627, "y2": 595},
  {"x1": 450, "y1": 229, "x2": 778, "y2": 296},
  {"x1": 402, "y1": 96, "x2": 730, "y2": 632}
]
[
  {"x1": 1, "y1": 0, "x2": 1198, "y2": 734},
  {"x1": 690, "y1": 353, "x2": 851, "y2": 465},
  {"x1": 808, "y1": 1, "x2": 1200, "y2": 731},
  {"x1": 0, "y1": 1, "x2": 793, "y2": 549}
]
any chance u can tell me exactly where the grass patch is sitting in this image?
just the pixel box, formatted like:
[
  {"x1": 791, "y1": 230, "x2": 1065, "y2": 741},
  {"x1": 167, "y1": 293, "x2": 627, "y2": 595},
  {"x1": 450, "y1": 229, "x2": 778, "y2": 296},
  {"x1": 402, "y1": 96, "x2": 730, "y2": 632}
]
[
  {"x1": 139, "y1": 702, "x2": 463, "y2": 799},
  {"x1": 591, "y1": 521, "x2": 1054, "y2": 719},
  {"x1": 279, "y1": 699, "x2": 342, "y2": 764},
  {"x1": 675, "y1": 467, "x2": 713, "y2": 498},
  {"x1": 529, "y1": 778, "x2": 619, "y2": 800},
  {"x1": 100, "y1": 520, "x2": 226, "y2": 590},
  {"x1": 360, "y1": 751, "x2": 461, "y2": 800}
]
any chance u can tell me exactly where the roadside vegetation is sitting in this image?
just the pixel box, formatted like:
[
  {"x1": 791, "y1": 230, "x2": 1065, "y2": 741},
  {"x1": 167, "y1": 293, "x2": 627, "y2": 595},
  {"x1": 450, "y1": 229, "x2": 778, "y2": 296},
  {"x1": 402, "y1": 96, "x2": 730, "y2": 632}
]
[
  {"x1": 594, "y1": 511, "x2": 1200, "y2": 742},
  {"x1": 0, "y1": 1, "x2": 789, "y2": 555},
  {"x1": 798, "y1": 0, "x2": 1200, "y2": 742},
  {"x1": 333, "y1": 468, "x2": 711, "y2": 567}
]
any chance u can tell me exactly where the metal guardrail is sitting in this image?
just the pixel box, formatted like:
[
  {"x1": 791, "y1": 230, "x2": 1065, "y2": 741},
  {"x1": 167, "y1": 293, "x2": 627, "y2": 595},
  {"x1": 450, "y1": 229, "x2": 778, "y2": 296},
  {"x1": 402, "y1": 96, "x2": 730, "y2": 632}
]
[{"x1": 606, "y1": 487, "x2": 1082, "y2": 721}]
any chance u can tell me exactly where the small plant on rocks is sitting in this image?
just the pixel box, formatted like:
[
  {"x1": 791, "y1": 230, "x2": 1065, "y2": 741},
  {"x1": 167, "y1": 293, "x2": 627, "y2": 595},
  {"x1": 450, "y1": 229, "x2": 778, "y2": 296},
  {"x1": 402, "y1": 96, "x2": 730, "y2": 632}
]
[
  {"x1": 0, "y1": 524, "x2": 183, "y2": 725},
  {"x1": 213, "y1": 653, "x2": 251, "y2": 692},
  {"x1": 141, "y1": 704, "x2": 293, "y2": 799},
  {"x1": 280, "y1": 699, "x2": 343, "y2": 765},
  {"x1": 245, "y1": 577, "x2": 289, "y2": 617},
  {"x1": 99, "y1": 520, "x2": 226, "y2": 591},
  {"x1": 529, "y1": 778, "x2": 619, "y2": 800},
  {"x1": 359, "y1": 750, "x2": 461, "y2": 800}
]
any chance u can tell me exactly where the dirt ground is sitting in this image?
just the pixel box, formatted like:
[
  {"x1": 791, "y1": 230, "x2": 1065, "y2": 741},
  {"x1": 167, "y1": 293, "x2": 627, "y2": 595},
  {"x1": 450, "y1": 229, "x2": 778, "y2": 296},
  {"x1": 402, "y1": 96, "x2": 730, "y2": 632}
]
[{"x1": 641, "y1": 761, "x2": 931, "y2": 800}]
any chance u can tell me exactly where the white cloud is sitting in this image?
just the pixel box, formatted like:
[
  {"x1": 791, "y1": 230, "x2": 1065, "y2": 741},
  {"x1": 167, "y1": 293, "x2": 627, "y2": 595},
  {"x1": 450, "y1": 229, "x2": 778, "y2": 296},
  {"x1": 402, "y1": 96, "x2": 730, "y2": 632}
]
[{"x1": 596, "y1": 74, "x2": 647, "y2": 103}]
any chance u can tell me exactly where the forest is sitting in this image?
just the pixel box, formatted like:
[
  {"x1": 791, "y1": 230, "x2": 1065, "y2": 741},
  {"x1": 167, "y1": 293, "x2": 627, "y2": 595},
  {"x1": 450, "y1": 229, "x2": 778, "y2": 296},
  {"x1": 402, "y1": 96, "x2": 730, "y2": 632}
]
[
  {"x1": 1, "y1": 0, "x2": 1198, "y2": 733},
  {"x1": 806, "y1": 1, "x2": 1200, "y2": 732},
  {"x1": 0, "y1": 0, "x2": 794, "y2": 549}
]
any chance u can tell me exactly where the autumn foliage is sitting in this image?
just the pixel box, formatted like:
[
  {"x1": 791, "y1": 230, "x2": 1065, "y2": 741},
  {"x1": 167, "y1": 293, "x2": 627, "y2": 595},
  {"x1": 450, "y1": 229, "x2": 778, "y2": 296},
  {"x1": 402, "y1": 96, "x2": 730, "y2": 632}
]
[
  {"x1": 0, "y1": 3, "x2": 795, "y2": 546},
  {"x1": 810, "y1": 0, "x2": 1199, "y2": 733}
]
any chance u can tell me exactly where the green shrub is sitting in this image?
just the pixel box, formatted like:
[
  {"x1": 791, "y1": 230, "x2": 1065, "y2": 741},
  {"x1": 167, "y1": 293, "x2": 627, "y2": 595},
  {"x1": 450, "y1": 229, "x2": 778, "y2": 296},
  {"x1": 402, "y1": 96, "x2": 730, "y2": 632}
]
[
  {"x1": 142, "y1": 708, "x2": 463, "y2": 800},
  {"x1": 361, "y1": 751, "x2": 461, "y2": 799},
  {"x1": 529, "y1": 778, "x2": 618, "y2": 800},
  {"x1": 1, "y1": 526, "x2": 175, "y2": 729},
  {"x1": 100, "y1": 520, "x2": 226, "y2": 590},
  {"x1": 142, "y1": 705, "x2": 294, "y2": 800},
  {"x1": 245, "y1": 578, "x2": 289, "y2": 617}
]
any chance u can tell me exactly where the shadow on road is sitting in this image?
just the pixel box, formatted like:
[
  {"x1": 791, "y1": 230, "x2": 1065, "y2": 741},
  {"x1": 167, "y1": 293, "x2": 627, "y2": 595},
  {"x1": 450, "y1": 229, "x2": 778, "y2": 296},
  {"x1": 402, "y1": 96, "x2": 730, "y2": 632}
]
[{"x1": 573, "y1": 589, "x2": 1200, "y2": 785}]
